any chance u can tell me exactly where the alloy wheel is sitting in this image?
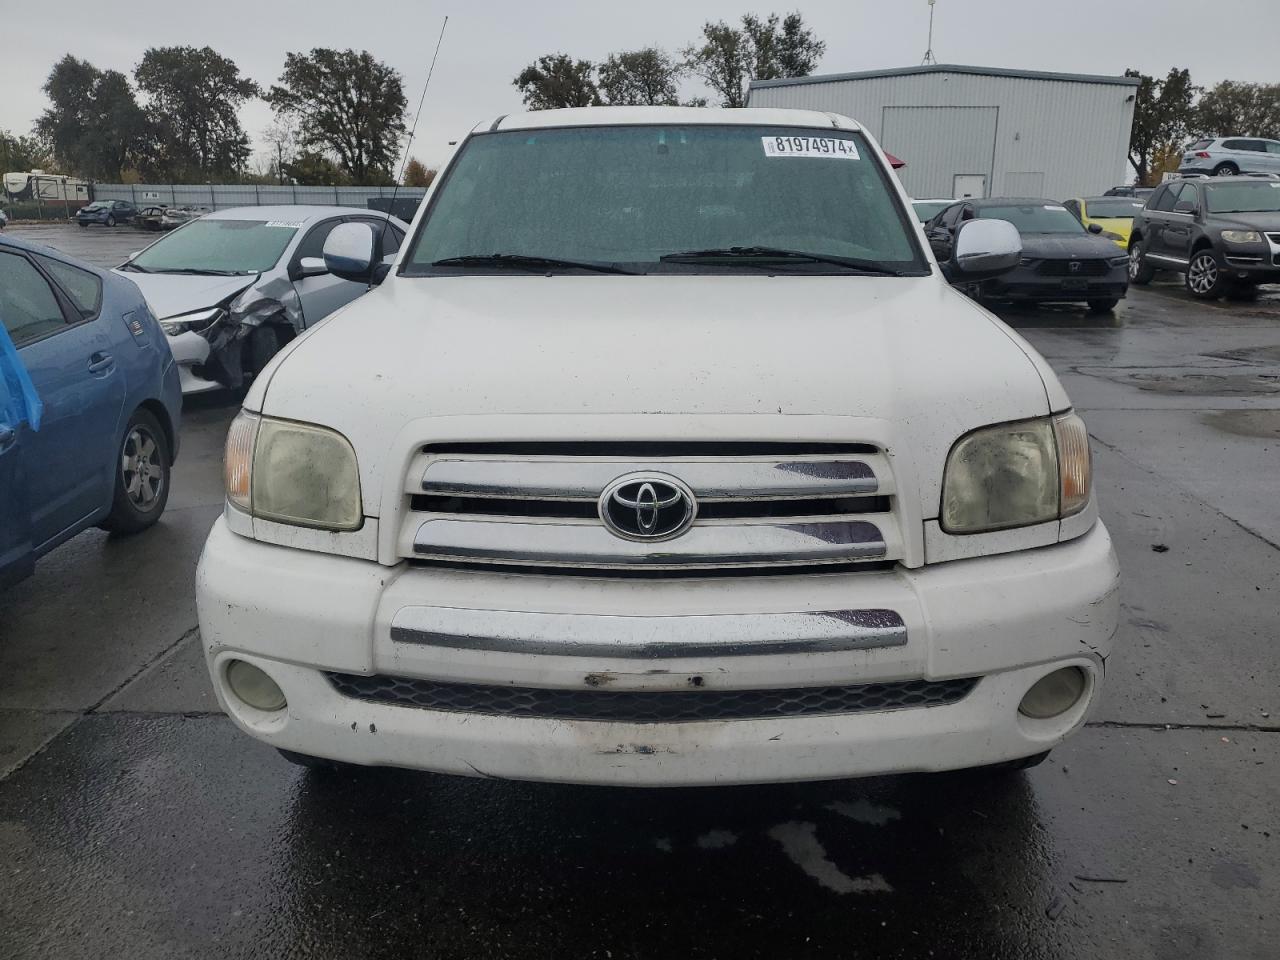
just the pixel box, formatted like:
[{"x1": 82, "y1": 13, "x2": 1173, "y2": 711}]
[
  {"x1": 1187, "y1": 254, "x2": 1219, "y2": 295},
  {"x1": 1128, "y1": 246, "x2": 1144, "y2": 279},
  {"x1": 121, "y1": 425, "x2": 165, "y2": 511}
]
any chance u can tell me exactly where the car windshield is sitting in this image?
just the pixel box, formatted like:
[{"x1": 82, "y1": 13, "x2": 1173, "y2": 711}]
[
  {"x1": 912, "y1": 201, "x2": 951, "y2": 222},
  {"x1": 977, "y1": 204, "x2": 1085, "y2": 234},
  {"x1": 404, "y1": 125, "x2": 927, "y2": 275},
  {"x1": 127, "y1": 219, "x2": 300, "y2": 274},
  {"x1": 84, "y1": 202, "x2": 109, "y2": 210},
  {"x1": 1085, "y1": 199, "x2": 1144, "y2": 219},
  {"x1": 1203, "y1": 181, "x2": 1280, "y2": 213}
]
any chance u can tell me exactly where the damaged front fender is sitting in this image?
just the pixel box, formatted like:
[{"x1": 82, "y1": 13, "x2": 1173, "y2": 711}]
[{"x1": 201, "y1": 277, "x2": 304, "y2": 389}]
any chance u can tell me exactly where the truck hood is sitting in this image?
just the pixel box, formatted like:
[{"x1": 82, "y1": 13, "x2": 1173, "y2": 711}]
[
  {"x1": 257, "y1": 275, "x2": 1058, "y2": 518},
  {"x1": 1212, "y1": 211, "x2": 1280, "y2": 232},
  {"x1": 112, "y1": 270, "x2": 256, "y2": 320}
]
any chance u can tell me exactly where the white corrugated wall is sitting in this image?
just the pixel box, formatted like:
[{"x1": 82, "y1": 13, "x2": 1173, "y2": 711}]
[{"x1": 749, "y1": 70, "x2": 1135, "y2": 200}]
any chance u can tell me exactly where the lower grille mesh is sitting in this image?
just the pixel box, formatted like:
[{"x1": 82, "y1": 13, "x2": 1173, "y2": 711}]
[{"x1": 325, "y1": 673, "x2": 978, "y2": 722}]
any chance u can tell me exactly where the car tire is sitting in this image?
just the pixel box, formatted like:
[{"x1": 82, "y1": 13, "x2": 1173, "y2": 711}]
[
  {"x1": 101, "y1": 408, "x2": 171, "y2": 535},
  {"x1": 78, "y1": 221, "x2": 88, "y2": 229},
  {"x1": 106, "y1": 214, "x2": 116, "y2": 227},
  {"x1": 1186, "y1": 248, "x2": 1227, "y2": 299},
  {"x1": 1088, "y1": 298, "x2": 1119, "y2": 314},
  {"x1": 1212, "y1": 162, "x2": 1239, "y2": 177},
  {"x1": 1128, "y1": 240, "x2": 1155, "y2": 285}
]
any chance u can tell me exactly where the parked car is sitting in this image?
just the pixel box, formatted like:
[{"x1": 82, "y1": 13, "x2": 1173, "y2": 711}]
[
  {"x1": 116, "y1": 205, "x2": 409, "y2": 394},
  {"x1": 0, "y1": 234, "x2": 181, "y2": 588},
  {"x1": 910, "y1": 198, "x2": 952, "y2": 223},
  {"x1": 136, "y1": 205, "x2": 168, "y2": 231},
  {"x1": 196, "y1": 107, "x2": 1119, "y2": 785},
  {"x1": 1062, "y1": 196, "x2": 1146, "y2": 249},
  {"x1": 76, "y1": 199, "x2": 137, "y2": 228},
  {"x1": 0, "y1": 206, "x2": 8, "y2": 229},
  {"x1": 925, "y1": 198, "x2": 1130, "y2": 312},
  {"x1": 160, "y1": 205, "x2": 212, "y2": 230},
  {"x1": 1127, "y1": 175, "x2": 1280, "y2": 299},
  {"x1": 1179, "y1": 137, "x2": 1280, "y2": 177},
  {"x1": 1102, "y1": 185, "x2": 1155, "y2": 199}
]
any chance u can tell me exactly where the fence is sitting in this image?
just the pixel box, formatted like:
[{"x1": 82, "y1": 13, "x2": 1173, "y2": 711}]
[{"x1": 90, "y1": 183, "x2": 428, "y2": 212}]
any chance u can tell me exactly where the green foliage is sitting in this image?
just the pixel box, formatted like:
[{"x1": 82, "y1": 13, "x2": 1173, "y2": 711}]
[
  {"x1": 0, "y1": 130, "x2": 51, "y2": 173},
  {"x1": 268, "y1": 49, "x2": 407, "y2": 185},
  {"x1": 1195, "y1": 81, "x2": 1280, "y2": 140},
  {"x1": 598, "y1": 48, "x2": 683, "y2": 106},
  {"x1": 683, "y1": 12, "x2": 825, "y2": 108},
  {"x1": 1126, "y1": 67, "x2": 1198, "y2": 186},
  {"x1": 282, "y1": 151, "x2": 351, "y2": 186},
  {"x1": 35, "y1": 55, "x2": 148, "y2": 180},
  {"x1": 514, "y1": 54, "x2": 601, "y2": 110},
  {"x1": 135, "y1": 46, "x2": 258, "y2": 180}
]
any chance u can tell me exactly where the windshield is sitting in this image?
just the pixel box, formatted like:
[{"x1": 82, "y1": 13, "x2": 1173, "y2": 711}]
[
  {"x1": 977, "y1": 204, "x2": 1085, "y2": 234},
  {"x1": 1084, "y1": 199, "x2": 1144, "y2": 219},
  {"x1": 84, "y1": 202, "x2": 109, "y2": 210},
  {"x1": 404, "y1": 125, "x2": 927, "y2": 275},
  {"x1": 912, "y1": 200, "x2": 950, "y2": 223},
  {"x1": 127, "y1": 219, "x2": 299, "y2": 274},
  {"x1": 1204, "y1": 181, "x2": 1280, "y2": 214}
]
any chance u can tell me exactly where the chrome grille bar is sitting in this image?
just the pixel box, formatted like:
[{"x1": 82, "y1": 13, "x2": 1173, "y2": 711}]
[{"x1": 412, "y1": 517, "x2": 889, "y2": 568}]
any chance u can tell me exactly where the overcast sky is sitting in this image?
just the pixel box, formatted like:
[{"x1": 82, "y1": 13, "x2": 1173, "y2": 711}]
[{"x1": 1, "y1": 0, "x2": 1275, "y2": 175}]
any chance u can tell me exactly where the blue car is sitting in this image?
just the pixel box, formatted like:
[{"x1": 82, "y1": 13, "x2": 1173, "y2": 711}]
[
  {"x1": 76, "y1": 200, "x2": 138, "y2": 228},
  {"x1": 0, "y1": 234, "x2": 181, "y2": 588}
]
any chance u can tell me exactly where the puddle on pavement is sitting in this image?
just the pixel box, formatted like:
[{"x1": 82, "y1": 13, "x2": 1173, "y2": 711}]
[
  {"x1": 1201, "y1": 410, "x2": 1280, "y2": 439},
  {"x1": 1125, "y1": 372, "x2": 1280, "y2": 396},
  {"x1": 1202, "y1": 345, "x2": 1280, "y2": 364}
]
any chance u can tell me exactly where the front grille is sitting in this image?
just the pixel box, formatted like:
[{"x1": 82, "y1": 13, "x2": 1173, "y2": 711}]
[
  {"x1": 1265, "y1": 233, "x2": 1280, "y2": 245},
  {"x1": 325, "y1": 673, "x2": 978, "y2": 722},
  {"x1": 1036, "y1": 259, "x2": 1110, "y2": 277}
]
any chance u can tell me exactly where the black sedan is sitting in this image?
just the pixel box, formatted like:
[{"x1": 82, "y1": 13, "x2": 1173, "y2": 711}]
[
  {"x1": 926, "y1": 198, "x2": 1130, "y2": 313},
  {"x1": 76, "y1": 199, "x2": 138, "y2": 228}
]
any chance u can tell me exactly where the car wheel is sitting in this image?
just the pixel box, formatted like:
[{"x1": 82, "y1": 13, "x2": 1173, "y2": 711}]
[
  {"x1": 1213, "y1": 162, "x2": 1239, "y2": 176},
  {"x1": 105, "y1": 214, "x2": 116, "y2": 227},
  {"x1": 1088, "y1": 298, "x2": 1120, "y2": 314},
  {"x1": 1128, "y1": 240, "x2": 1155, "y2": 285},
  {"x1": 78, "y1": 221, "x2": 88, "y2": 229},
  {"x1": 101, "y1": 408, "x2": 171, "y2": 534},
  {"x1": 1186, "y1": 249, "x2": 1227, "y2": 299}
]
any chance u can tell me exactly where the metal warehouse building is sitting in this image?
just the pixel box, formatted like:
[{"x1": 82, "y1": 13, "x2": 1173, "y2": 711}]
[{"x1": 748, "y1": 64, "x2": 1138, "y2": 202}]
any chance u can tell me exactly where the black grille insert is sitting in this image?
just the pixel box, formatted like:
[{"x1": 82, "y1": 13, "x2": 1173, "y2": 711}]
[
  {"x1": 1036, "y1": 259, "x2": 1110, "y2": 277},
  {"x1": 325, "y1": 673, "x2": 978, "y2": 722}
]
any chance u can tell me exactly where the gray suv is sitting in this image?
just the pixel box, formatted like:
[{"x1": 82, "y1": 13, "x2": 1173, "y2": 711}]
[{"x1": 1179, "y1": 137, "x2": 1280, "y2": 177}]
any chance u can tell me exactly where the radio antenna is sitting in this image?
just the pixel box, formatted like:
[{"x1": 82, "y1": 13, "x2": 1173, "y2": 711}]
[
  {"x1": 921, "y1": 0, "x2": 938, "y2": 65},
  {"x1": 381, "y1": 15, "x2": 448, "y2": 265}
]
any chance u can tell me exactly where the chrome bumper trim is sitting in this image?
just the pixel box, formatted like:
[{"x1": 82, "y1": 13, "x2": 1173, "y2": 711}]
[
  {"x1": 411, "y1": 517, "x2": 889, "y2": 568},
  {"x1": 389, "y1": 606, "x2": 908, "y2": 658}
]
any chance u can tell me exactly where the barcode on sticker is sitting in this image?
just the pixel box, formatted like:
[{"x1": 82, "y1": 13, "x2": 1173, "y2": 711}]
[
  {"x1": 264, "y1": 220, "x2": 303, "y2": 228},
  {"x1": 762, "y1": 136, "x2": 860, "y2": 160}
]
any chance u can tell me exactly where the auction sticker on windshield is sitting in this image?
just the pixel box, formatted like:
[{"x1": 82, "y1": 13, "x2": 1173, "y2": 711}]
[{"x1": 762, "y1": 136, "x2": 860, "y2": 160}]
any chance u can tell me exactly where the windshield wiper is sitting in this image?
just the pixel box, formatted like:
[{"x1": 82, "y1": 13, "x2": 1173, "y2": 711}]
[
  {"x1": 431, "y1": 253, "x2": 640, "y2": 275},
  {"x1": 119, "y1": 263, "x2": 150, "y2": 273},
  {"x1": 659, "y1": 246, "x2": 906, "y2": 275},
  {"x1": 153, "y1": 267, "x2": 255, "y2": 276}
]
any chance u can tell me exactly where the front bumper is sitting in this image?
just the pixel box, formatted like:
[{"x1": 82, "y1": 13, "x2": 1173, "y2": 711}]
[
  {"x1": 984, "y1": 265, "x2": 1128, "y2": 302},
  {"x1": 197, "y1": 518, "x2": 1120, "y2": 786},
  {"x1": 165, "y1": 329, "x2": 221, "y2": 394}
]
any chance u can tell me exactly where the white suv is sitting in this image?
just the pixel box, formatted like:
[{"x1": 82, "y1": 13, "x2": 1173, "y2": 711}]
[{"x1": 197, "y1": 107, "x2": 1119, "y2": 786}]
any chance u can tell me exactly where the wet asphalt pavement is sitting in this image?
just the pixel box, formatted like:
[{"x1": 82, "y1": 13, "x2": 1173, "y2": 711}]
[{"x1": 1, "y1": 224, "x2": 1277, "y2": 959}]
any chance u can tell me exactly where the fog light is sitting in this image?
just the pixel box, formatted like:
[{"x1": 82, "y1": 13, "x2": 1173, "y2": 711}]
[
  {"x1": 226, "y1": 659, "x2": 287, "y2": 712},
  {"x1": 1019, "y1": 667, "x2": 1087, "y2": 719}
]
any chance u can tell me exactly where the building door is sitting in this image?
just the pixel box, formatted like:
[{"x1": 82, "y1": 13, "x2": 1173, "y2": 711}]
[{"x1": 953, "y1": 175, "x2": 987, "y2": 199}]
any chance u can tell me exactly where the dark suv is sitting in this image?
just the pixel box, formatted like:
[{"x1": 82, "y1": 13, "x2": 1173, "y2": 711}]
[{"x1": 1128, "y1": 176, "x2": 1280, "y2": 299}]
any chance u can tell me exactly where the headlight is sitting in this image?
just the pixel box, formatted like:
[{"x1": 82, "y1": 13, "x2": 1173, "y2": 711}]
[
  {"x1": 224, "y1": 410, "x2": 362, "y2": 531},
  {"x1": 1221, "y1": 230, "x2": 1262, "y2": 244},
  {"x1": 160, "y1": 307, "x2": 223, "y2": 336},
  {"x1": 941, "y1": 413, "x2": 1091, "y2": 534}
]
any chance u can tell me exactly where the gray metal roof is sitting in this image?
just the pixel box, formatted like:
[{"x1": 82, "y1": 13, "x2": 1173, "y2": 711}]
[{"x1": 749, "y1": 63, "x2": 1141, "y2": 91}]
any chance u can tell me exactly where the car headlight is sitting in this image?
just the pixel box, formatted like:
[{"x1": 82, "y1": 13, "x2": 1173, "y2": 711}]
[
  {"x1": 159, "y1": 307, "x2": 223, "y2": 336},
  {"x1": 224, "y1": 410, "x2": 363, "y2": 531},
  {"x1": 941, "y1": 413, "x2": 1091, "y2": 534},
  {"x1": 1221, "y1": 230, "x2": 1262, "y2": 244}
]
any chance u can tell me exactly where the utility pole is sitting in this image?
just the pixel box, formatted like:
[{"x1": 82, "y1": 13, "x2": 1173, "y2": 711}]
[{"x1": 922, "y1": 0, "x2": 938, "y2": 65}]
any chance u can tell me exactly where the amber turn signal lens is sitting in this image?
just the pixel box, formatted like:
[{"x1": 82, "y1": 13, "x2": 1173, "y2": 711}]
[
  {"x1": 1053, "y1": 412, "x2": 1091, "y2": 517},
  {"x1": 224, "y1": 410, "x2": 260, "y2": 511}
]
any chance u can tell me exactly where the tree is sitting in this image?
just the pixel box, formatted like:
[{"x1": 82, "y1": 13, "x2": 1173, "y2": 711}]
[
  {"x1": 684, "y1": 12, "x2": 825, "y2": 108},
  {"x1": 1126, "y1": 68, "x2": 1197, "y2": 186},
  {"x1": 135, "y1": 46, "x2": 257, "y2": 179},
  {"x1": 598, "y1": 48, "x2": 683, "y2": 106},
  {"x1": 402, "y1": 157, "x2": 436, "y2": 188},
  {"x1": 0, "y1": 130, "x2": 51, "y2": 173},
  {"x1": 282, "y1": 150, "x2": 350, "y2": 186},
  {"x1": 35, "y1": 56, "x2": 148, "y2": 180},
  {"x1": 261, "y1": 117, "x2": 300, "y2": 185},
  {"x1": 1195, "y1": 81, "x2": 1280, "y2": 140},
  {"x1": 514, "y1": 54, "x2": 600, "y2": 110},
  {"x1": 268, "y1": 49, "x2": 407, "y2": 185}
]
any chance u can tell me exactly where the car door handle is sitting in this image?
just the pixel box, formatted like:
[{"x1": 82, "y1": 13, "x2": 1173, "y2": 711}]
[{"x1": 87, "y1": 351, "x2": 115, "y2": 373}]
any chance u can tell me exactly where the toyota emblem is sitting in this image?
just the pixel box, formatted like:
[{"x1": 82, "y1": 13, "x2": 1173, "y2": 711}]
[{"x1": 599, "y1": 473, "x2": 697, "y2": 541}]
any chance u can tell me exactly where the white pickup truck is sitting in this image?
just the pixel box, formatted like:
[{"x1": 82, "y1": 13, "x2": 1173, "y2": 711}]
[{"x1": 196, "y1": 107, "x2": 1120, "y2": 786}]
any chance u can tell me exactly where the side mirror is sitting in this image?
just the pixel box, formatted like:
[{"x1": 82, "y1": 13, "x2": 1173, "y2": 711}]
[
  {"x1": 945, "y1": 219, "x2": 1021, "y2": 281},
  {"x1": 294, "y1": 257, "x2": 329, "y2": 280},
  {"x1": 322, "y1": 222, "x2": 377, "y2": 284},
  {"x1": 1087, "y1": 223, "x2": 1104, "y2": 235}
]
